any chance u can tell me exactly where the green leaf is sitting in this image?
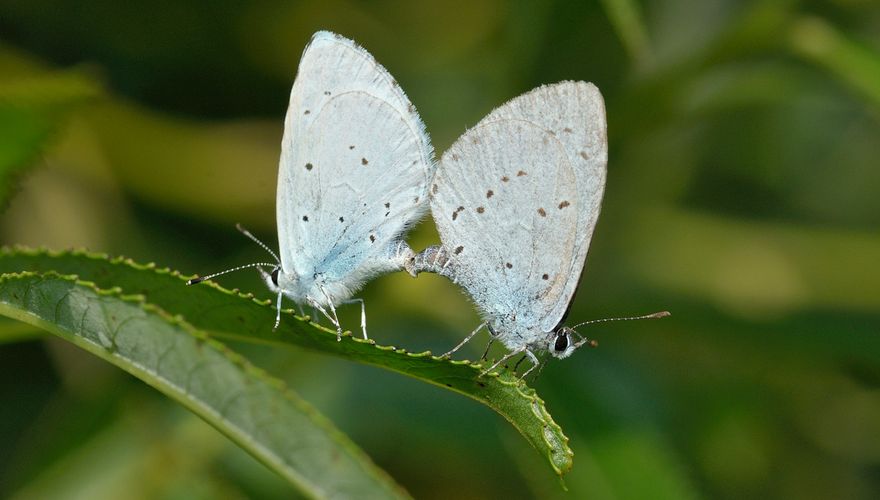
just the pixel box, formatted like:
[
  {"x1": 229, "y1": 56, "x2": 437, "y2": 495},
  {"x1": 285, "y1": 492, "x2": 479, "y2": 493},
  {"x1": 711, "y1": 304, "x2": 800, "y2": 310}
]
[
  {"x1": 0, "y1": 247, "x2": 574, "y2": 478},
  {"x1": 0, "y1": 271, "x2": 408, "y2": 499}
]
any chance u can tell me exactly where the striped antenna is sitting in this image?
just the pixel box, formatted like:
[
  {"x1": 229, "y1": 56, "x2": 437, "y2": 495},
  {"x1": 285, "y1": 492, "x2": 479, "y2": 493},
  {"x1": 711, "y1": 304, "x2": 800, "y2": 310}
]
[
  {"x1": 186, "y1": 262, "x2": 277, "y2": 285},
  {"x1": 570, "y1": 311, "x2": 670, "y2": 331},
  {"x1": 236, "y1": 223, "x2": 280, "y2": 263}
]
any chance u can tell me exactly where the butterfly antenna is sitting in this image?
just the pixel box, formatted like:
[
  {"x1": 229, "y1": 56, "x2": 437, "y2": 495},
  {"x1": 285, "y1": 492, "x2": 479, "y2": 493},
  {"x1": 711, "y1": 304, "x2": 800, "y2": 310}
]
[
  {"x1": 236, "y1": 223, "x2": 281, "y2": 263},
  {"x1": 186, "y1": 262, "x2": 277, "y2": 285},
  {"x1": 570, "y1": 311, "x2": 670, "y2": 331}
]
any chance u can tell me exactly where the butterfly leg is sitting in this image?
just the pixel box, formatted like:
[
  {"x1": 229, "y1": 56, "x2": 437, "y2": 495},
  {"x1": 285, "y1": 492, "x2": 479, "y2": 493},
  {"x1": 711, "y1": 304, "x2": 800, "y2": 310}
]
[
  {"x1": 480, "y1": 338, "x2": 495, "y2": 361},
  {"x1": 480, "y1": 347, "x2": 526, "y2": 377},
  {"x1": 513, "y1": 354, "x2": 527, "y2": 373},
  {"x1": 317, "y1": 284, "x2": 343, "y2": 341},
  {"x1": 342, "y1": 298, "x2": 368, "y2": 340},
  {"x1": 442, "y1": 322, "x2": 487, "y2": 358},
  {"x1": 273, "y1": 290, "x2": 284, "y2": 330},
  {"x1": 306, "y1": 295, "x2": 336, "y2": 331},
  {"x1": 519, "y1": 350, "x2": 541, "y2": 378}
]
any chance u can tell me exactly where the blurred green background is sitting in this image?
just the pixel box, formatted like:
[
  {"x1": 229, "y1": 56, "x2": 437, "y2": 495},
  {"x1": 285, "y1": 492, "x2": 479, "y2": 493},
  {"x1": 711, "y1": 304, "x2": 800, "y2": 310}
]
[{"x1": 1, "y1": 0, "x2": 879, "y2": 498}]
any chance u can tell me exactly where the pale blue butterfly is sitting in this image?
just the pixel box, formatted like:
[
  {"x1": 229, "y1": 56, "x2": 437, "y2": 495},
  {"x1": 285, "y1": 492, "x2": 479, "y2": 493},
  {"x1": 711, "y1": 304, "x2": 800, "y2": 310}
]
[
  {"x1": 408, "y1": 82, "x2": 667, "y2": 376},
  {"x1": 189, "y1": 31, "x2": 435, "y2": 340}
]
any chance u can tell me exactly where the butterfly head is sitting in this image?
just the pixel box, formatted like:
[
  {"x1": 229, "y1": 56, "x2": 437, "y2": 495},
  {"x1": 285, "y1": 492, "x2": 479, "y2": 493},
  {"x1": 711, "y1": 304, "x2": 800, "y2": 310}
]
[
  {"x1": 262, "y1": 265, "x2": 282, "y2": 291},
  {"x1": 548, "y1": 327, "x2": 584, "y2": 359}
]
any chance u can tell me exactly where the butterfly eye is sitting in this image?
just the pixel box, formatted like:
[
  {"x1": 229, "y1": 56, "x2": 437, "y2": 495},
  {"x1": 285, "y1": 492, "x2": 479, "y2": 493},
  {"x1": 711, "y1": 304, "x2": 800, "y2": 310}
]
[
  {"x1": 553, "y1": 332, "x2": 569, "y2": 352},
  {"x1": 271, "y1": 267, "x2": 280, "y2": 287}
]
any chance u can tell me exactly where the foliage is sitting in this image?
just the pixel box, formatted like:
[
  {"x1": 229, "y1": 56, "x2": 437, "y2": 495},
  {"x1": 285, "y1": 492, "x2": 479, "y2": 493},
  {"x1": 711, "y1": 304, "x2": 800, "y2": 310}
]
[{"x1": 1, "y1": 0, "x2": 879, "y2": 498}]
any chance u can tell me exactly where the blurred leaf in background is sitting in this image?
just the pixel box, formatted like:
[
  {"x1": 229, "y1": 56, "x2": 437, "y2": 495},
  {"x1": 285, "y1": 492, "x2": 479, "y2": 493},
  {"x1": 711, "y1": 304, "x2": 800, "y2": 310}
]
[{"x1": 1, "y1": 0, "x2": 879, "y2": 499}]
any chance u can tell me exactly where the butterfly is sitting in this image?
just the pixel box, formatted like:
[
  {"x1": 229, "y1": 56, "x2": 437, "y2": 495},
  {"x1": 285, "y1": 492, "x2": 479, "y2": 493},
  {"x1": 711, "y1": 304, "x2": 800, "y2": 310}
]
[
  {"x1": 409, "y1": 82, "x2": 667, "y2": 376},
  {"x1": 189, "y1": 31, "x2": 435, "y2": 340}
]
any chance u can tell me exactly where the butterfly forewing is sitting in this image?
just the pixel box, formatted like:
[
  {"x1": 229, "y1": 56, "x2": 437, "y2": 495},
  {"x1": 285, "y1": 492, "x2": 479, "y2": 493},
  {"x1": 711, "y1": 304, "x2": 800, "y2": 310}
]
[
  {"x1": 479, "y1": 82, "x2": 607, "y2": 332},
  {"x1": 277, "y1": 31, "x2": 434, "y2": 280},
  {"x1": 431, "y1": 118, "x2": 579, "y2": 329}
]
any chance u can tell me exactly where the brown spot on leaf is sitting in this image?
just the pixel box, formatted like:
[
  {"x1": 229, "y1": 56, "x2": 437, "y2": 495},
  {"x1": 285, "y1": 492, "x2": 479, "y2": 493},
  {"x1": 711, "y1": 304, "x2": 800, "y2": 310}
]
[
  {"x1": 339, "y1": 217, "x2": 344, "y2": 222},
  {"x1": 361, "y1": 158, "x2": 369, "y2": 165},
  {"x1": 501, "y1": 176, "x2": 509, "y2": 182},
  {"x1": 452, "y1": 206, "x2": 465, "y2": 220},
  {"x1": 302, "y1": 215, "x2": 309, "y2": 222},
  {"x1": 537, "y1": 208, "x2": 546, "y2": 217},
  {"x1": 384, "y1": 202, "x2": 390, "y2": 208},
  {"x1": 454, "y1": 246, "x2": 464, "y2": 254},
  {"x1": 558, "y1": 200, "x2": 570, "y2": 209},
  {"x1": 517, "y1": 170, "x2": 527, "y2": 177},
  {"x1": 369, "y1": 235, "x2": 376, "y2": 243},
  {"x1": 476, "y1": 206, "x2": 485, "y2": 214},
  {"x1": 486, "y1": 190, "x2": 494, "y2": 198},
  {"x1": 563, "y1": 127, "x2": 572, "y2": 133},
  {"x1": 349, "y1": 145, "x2": 355, "y2": 150},
  {"x1": 305, "y1": 162, "x2": 313, "y2": 171},
  {"x1": 304, "y1": 110, "x2": 310, "y2": 115},
  {"x1": 542, "y1": 273, "x2": 549, "y2": 280},
  {"x1": 505, "y1": 262, "x2": 513, "y2": 269},
  {"x1": 580, "y1": 151, "x2": 589, "y2": 160}
]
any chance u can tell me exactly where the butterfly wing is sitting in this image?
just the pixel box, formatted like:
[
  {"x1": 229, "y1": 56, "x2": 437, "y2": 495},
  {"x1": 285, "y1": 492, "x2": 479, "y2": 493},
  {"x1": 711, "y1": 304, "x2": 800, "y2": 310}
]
[
  {"x1": 481, "y1": 82, "x2": 607, "y2": 332},
  {"x1": 430, "y1": 82, "x2": 606, "y2": 333},
  {"x1": 277, "y1": 31, "x2": 434, "y2": 286}
]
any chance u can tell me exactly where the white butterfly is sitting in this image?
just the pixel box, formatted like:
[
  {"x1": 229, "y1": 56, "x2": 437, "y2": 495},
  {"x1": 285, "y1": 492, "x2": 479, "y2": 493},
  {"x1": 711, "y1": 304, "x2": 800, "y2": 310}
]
[
  {"x1": 410, "y1": 82, "x2": 667, "y2": 375},
  {"x1": 190, "y1": 31, "x2": 435, "y2": 340}
]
